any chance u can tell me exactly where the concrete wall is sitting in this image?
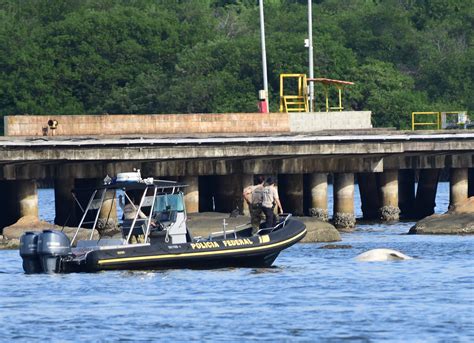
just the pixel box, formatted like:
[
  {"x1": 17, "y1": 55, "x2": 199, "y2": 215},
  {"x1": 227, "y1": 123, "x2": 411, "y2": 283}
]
[
  {"x1": 4, "y1": 113, "x2": 290, "y2": 136},
  {"x1": 289, "y1": 111, "x2": 372, "y2": 132},
  {"x1": 4, "y1": 111, "x2": 372, "y2": 136}
]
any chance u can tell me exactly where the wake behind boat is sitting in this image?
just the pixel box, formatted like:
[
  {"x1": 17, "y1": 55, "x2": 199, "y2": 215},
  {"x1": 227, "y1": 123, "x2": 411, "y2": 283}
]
[{"x1": 19, "y1": 171, "x2": 306, "y2": 273}]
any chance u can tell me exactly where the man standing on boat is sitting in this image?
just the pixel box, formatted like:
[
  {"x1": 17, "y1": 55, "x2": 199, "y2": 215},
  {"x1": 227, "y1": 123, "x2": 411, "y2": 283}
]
[
  {"x1": 262, "y1": 177, "x2": 283, "y2": 228},
  {"x1": 243, "y1": 176, "x2": 265, "y2": 235}
]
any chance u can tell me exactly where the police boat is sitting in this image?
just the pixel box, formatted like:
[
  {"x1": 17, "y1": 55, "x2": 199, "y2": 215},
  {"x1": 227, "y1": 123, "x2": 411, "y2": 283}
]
[{"x1": 19, "y1": 171, "x2": 306, "y2": 273}]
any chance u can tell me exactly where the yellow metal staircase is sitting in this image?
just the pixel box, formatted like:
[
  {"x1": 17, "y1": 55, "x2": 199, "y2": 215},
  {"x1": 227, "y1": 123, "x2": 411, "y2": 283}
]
[{"x1": 279, "y1": 74, "x2": 308, "y2": 113}]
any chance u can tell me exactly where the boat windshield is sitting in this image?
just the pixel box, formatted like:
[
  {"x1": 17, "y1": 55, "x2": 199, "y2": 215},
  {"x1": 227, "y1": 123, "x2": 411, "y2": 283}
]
[{"x1": 153, "y1": 193, "x2": 185, "y2": 213}]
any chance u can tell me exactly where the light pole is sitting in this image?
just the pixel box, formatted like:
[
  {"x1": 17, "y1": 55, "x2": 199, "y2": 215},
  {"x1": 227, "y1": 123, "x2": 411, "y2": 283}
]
[
  {"x1": 308, "y1": 0, "x2": 314, "y2": 112},
  {"x1": 259, "y1": 0, "x2": 269, "y2": 112}
]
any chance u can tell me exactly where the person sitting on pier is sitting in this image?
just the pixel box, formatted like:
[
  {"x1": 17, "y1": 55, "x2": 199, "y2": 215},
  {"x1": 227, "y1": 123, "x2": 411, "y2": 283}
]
[
  {"x1": 262, "y1": 177, "x2": 283, "y2": 228},
  {"x1": 243, "y1": 175, "x2": 265, "y2": 235}
]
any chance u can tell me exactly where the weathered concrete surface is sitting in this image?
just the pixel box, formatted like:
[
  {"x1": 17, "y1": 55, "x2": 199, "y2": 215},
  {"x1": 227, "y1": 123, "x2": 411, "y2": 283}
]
[
  {"x1": 409, "y1": 197, "x2": 474, "y2": 235},
  {"x1": 5, "y1": 113, "x2": 290, "y2": 136},
  {"x1": 187, "y1": 212, "x2": 340, "y2": 243},
  {"x1": 289, "y1": 111, "x2": 372, "y2": 131}
]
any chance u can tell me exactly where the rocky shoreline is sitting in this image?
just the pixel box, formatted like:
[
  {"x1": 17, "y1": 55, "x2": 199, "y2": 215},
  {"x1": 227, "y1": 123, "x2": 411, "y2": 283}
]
[{"x1": 409, "y1": 197, "x2": 474, "y2": 235}]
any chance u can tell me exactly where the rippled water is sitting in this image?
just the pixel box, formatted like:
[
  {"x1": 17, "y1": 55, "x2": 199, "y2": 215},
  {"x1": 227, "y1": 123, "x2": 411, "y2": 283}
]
[{"x1": 1, "y1": 183, "x2": 473, "y2": 341}]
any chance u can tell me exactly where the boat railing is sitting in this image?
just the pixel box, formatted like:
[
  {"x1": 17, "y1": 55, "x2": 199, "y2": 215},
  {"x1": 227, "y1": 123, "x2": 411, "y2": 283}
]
[{"x1": 257, "y1": 213, "x2": 292, "y2": 235}]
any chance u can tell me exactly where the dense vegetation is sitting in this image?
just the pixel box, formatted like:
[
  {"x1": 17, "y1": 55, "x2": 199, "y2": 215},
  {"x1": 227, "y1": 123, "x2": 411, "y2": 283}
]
[{"x1": 0, "y1": 0, "x2": 472, "y2": 133}]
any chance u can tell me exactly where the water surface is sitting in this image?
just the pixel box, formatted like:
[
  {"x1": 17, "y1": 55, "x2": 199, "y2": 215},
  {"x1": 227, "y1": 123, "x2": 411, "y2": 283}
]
[{"x1": 1, "y1": 182, "x2": 472, "y2": 342}]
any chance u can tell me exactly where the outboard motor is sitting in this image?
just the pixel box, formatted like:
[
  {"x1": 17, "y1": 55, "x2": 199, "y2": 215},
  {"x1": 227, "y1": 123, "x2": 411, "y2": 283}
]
[
  {"x1": 37, "y1": 230, "x2": 71, "y2": 273},
  {"x1": 19, "y1": 231, "x2": 42, "y2": 274}
]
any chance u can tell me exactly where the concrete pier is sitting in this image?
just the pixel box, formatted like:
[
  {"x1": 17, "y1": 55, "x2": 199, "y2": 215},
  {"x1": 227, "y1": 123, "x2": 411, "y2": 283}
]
[
  {"x1": 17, "y1": 180, "x2": 39, "y2": 219},
  {"x1": 182, "y1": 176, "x2": 199, "y2": 214},
  {"x1": 279, "y1": 174, "x2": 304, "y2": 216},
  {"x1": 307, "y1": 173, "x2": 328, "y2": 221},
  {"x1": 0, "y1": 180, "x2": 38, "y2": 230},
  {"x1": 378, "y1": 170, "x2": 400, "y2": 221},
  {"x1": 1, "y1": 127, "x2": 474, "y2": 232},
  {"x1": 358, "y1": 173, "x2": 380, "y2": 220},
  {"x1": 415, "y1": 169, "x2": 440, "y2": 219},
  {"x1": 398, "y1": 169, "x2": 416, "y2": 219},
  {"x1": 333, "y1": 173, "x2": 355, "y2": 230},
  {"x1": 449, "y1": 168, "x2": 468, "y2": 208}
]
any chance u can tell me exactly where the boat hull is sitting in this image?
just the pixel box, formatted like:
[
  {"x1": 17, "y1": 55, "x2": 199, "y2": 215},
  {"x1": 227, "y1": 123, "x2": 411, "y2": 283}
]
[{"x1": 65, "y1": 218, "x2": 306, "y2": 272}]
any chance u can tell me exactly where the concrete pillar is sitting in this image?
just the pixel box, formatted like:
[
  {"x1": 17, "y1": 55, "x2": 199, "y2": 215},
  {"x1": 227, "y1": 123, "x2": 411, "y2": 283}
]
[
  {"x1": 279, "y1": 174, "x2": 303, "y2": 216},
  {"x1": 357, "y1": 173, "x2": 380, "y2": 220},
  {"x1": 17, "y1": 180, "x2": 39, "y2": 218},
  {"x1": 182, "y1": 176, "x2": 199, "y2": 214},
  {"x1": 378, "y1": 170, "x2": 400, "y2": 221},
  {"x1": 308, "y1": 173, "x2": 328, "y2": 221},
  {"x1": 0, "y1": 180, "x2": 38, "y2": 231},
  {"x1": 215, "y1": 175, "x2": 243, "y2": 213},
  {"x1": 54, "y1": 178, "x2": 78, "y2": 227},
  {"x1": 398, "y1": 169, "x2": 416, "y2": 219},
  {"x1": 450, "y1": 168, "x2": 468, "y2": 208},
  {"x1": 468, "y1": 168, "x2": 474, "y2": 197},
  {"x1": 333, "y1": 173, "x2": 355, "y2": 231},
  {"x1": 242, "y1": 174, "x2": 254, "y2": 216},
  {"x1": 415, "y1": 169, "x2": 440, "y2": 219}
]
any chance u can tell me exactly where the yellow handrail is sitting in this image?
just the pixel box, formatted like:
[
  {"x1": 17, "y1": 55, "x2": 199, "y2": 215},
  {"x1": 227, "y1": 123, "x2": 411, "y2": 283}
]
[{"x1": 411, "y1": 112, "x2": 440, "y2": 130}]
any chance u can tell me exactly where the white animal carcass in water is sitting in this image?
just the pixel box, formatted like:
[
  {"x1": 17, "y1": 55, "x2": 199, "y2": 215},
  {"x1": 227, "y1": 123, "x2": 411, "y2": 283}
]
[{"x1": 355, "y1": 249, "x2": 413, "y2": 262}]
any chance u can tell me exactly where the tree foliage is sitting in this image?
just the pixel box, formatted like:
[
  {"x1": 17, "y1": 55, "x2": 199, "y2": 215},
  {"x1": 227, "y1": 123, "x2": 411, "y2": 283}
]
[{"x1": 0, "y1": 0, "x2": 471, "y2": 133}]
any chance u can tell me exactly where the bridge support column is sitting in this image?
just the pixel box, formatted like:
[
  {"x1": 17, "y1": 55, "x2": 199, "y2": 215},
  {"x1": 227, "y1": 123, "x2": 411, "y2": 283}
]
[
  {"x1": 398, "y1": 169, "x2": 416, "y2": 219},
  {"x1": 182, "y1": 176, "x2": 199, "y2": 214},
  {"x1": 450, "y1": 168, "x2": 468, "y2": 209},
  {"x1": 279, "y1": 174, "x2": 303, "y2": 216},
  {"x1": 242, "y1": 174, "x2": 254, "y2": 216},
  {"x1": 358, "y1": 173, "x2": 380, "y2": 220},
  {"x1": 17, "y1": 180, "x2": 39, "y2": 219},
  {"x1": 468, "y1": 168, "x2": 474, "y2": 197},
  {"x1": 0, "y1": 180, "x2": 39, "y2": 231},
  {"x1": 333, "y1": 173, "x2": 355, "y2": 231},
  {"x1": 307, "y1": 173, "x2": 328, "y2": 221},
  {"x1": 378, "y1": 170, "x2": 400, "y2": 221},
  {"x1": 54, "y1": 178, "x2": 78, "y2": 227},
  {"x1": 415, "y1": 169, "x2": 440, "y2": 219}
]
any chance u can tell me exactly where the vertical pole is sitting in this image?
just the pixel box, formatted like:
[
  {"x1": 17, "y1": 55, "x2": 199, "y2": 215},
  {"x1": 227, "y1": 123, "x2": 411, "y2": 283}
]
[
  {"x1": 308, "y1": 0, "x2": 314, "y2": 112},
  {"x1": 325, "y1": 85, "x2": 329, "y2": 112},
  {"x1": 259, "y1": 0, "x2": 269, "y2": 112},
  {"x1": 338, "y1": 87, "x2": 342, "y2": 111}
]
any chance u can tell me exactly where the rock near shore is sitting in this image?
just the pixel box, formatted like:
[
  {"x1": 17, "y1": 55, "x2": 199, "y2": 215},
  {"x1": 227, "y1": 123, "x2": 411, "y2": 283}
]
[
  {"x1": 2, "y1": 216, "x2": 99, "y2": 243},
  {"x1": 409, "y1": 197, "x2": 474, "y2": 235}
]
